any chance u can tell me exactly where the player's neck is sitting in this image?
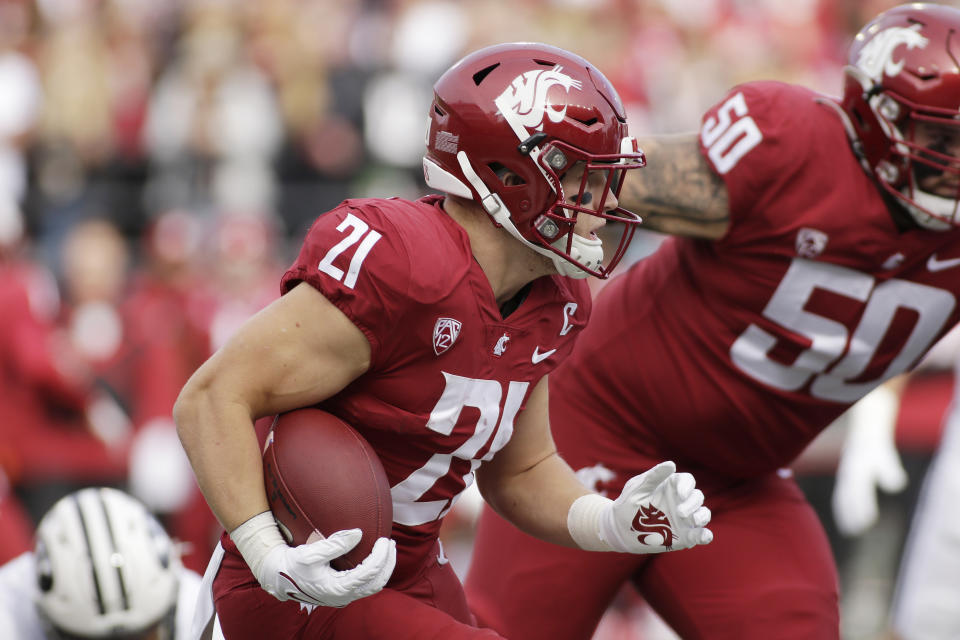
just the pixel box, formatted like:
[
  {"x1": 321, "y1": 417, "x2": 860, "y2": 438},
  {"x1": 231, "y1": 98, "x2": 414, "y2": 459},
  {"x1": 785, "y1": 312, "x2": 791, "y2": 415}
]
[
  {"x1": 877, "y1": 188, "x2": 923, "y2": 233},
  {"x1": 442, "y1": 197, "x2": 553, "y2": 306}
]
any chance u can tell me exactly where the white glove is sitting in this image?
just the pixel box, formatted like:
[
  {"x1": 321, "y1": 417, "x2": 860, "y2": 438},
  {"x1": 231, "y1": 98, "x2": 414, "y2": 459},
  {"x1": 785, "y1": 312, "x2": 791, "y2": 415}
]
[
  {"x1": 832, "y1": 384, "x2": 908, "y2": 537},
  {"x1": 231, "y1": 512, "x2": 396, "y2": 607},
  {"x1": 567, "y1": 461, "x2": 713, "y2": 553}
]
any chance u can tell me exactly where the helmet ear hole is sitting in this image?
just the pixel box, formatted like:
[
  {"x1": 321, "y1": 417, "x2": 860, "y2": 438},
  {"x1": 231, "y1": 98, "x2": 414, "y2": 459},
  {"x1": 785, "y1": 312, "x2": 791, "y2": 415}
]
[
  {"x1": 489, "y1": 163, "x2": 525, "y2": 187},
  {"x1": 35, "y1": 539, "x2": 54, "y2": 592}
]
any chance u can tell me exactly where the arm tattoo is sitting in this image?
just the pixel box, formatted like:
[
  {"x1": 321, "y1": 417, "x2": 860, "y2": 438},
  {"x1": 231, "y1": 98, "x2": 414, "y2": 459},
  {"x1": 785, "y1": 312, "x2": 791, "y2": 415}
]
[{"x1": 622, "y1": 134, "x2": 730, "y2": 239}]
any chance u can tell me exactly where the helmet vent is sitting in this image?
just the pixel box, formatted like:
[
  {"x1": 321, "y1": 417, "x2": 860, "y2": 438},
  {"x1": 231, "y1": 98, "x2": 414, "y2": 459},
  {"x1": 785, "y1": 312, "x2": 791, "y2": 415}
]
[
  {"x1": 36, "y1": 540, "x2": 54, "y2": 592},
  {"x1": 472, "y1": 63, "x2": 499, "y2": 86},
  {"x1": 571, "y1": 116, "x2": 598, "y2": 127}
]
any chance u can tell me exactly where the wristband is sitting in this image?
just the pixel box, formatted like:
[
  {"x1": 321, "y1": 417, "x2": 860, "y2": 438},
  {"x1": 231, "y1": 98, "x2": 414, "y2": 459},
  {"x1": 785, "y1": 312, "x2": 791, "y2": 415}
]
[
  {"x1": 567, "y1": 493, "x2": 613, "y2": 552},
  {"x1": 229, "y1": 511, "x2": 285, "y2": 577}
]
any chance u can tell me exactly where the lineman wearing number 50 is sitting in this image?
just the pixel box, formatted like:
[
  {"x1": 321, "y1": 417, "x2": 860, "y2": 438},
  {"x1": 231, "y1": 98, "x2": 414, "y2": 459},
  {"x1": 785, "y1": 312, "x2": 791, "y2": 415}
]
[
  {"x1": 175, "y1": 42, "x2": 711, "y2": 640},
  {"x1": 466, "y1": 5, "x2": 960, "y2": 640}
]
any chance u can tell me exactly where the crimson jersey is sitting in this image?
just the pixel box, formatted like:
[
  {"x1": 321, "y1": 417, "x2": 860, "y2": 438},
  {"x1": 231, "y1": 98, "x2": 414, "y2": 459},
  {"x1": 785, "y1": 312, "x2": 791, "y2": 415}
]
[
  {"x1": 551, "y1": 81, "x2": 960, "y2": 483},
  {"x1": 233, "y1": 195, "x2": 589, "y2": 583}
]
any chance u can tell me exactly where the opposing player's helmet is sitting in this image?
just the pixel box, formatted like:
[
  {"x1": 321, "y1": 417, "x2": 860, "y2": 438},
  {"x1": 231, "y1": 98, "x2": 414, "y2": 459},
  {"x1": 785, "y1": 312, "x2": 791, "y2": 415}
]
[
  {"x1": 423, "y1": 42, "x2": 646, "y2": 278},
  {"x1": 35, "y1": 487, "x2": 180, "y2": 640},
  {"x1": 842, "y1": 3, "x2": 960, "y2": 230}
]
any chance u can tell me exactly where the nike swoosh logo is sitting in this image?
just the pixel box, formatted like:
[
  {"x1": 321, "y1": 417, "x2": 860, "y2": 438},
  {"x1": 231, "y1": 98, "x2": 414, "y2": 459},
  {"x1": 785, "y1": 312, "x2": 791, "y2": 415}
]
[
  {"x1": 531, "y1": 347, "x2": 557, "y2": 364},
  {"x1": 927, "y1": 254, "x2": 960, "y2": 272}
]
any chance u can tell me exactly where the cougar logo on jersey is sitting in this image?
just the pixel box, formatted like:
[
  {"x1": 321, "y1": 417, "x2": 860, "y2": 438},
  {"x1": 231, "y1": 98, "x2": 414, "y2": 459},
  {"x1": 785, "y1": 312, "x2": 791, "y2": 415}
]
[
  {"x1": 495, "y1": 66, "x2": 582, "y2": 141},
  {"x1": 632, "y1": 504, "x2": 676, "y2": 549},
  {"x1": 796, "y1": 227, "x2": 828, "y2": 258},
  {"x1": 433, "y1": 317, "x2": 462, "y2": 355},
  {"x1": 493, "y1": 332, "x2": 511, "y2": 357},
  {"x1": 855, "y1": 24, "x2": 928, "y2": 81}
]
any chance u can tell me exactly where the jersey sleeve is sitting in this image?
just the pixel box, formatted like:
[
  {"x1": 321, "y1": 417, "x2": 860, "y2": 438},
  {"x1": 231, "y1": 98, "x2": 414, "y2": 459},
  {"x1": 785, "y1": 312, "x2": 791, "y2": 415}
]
[
  {"x1": 697, "y1": 81, "x2": 824, "y2": 244},
  {"x1": 280, "y1": 201, "x2": 412, "y2": 369}
]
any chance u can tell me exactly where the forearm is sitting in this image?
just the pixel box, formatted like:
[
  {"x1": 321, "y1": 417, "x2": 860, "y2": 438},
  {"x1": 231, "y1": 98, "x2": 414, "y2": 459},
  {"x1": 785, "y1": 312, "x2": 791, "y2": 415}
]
[
  {"x1": 174, "y1": 375, "x2": 269, "y2": 533},
  {"x1": 623, "y1": 134, "x2": 730, "y2": 239},
  {"x1": 479, "y1": 452, "x2": 590, "y2": 547},
  {"x1": 174, "y1": 285, "x2": 374, "y2": 535}
]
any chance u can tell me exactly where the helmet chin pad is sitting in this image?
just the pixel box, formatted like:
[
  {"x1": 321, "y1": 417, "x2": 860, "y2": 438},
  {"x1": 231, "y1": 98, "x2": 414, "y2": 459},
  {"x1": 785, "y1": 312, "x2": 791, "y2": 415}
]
[
  {"x1": 551, "y1": 233, "x2": 603, "y2": 279},
  {"x1": 906, "y1": 187, "x2": 960, "y2": 230}
]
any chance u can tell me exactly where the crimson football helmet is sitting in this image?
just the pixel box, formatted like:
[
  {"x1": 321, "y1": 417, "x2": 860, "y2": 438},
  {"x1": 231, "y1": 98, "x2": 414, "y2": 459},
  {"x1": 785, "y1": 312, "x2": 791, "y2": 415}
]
[
  {"x1": 842, "y1": 3, "x2": 960, "y2": 230},
  {"x1": 423, "y1": 42, "x2": 645, "y2": 278}
]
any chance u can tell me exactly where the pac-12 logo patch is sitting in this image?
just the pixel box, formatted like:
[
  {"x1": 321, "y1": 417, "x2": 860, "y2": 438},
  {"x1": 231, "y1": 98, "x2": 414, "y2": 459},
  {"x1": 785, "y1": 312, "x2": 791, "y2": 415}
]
[
  {"x1": 433, "y1": 317, "x2": 462, "y2": 356},
  {"x1": 796, "y1": 227, "x2": 828, "y2": 258}
]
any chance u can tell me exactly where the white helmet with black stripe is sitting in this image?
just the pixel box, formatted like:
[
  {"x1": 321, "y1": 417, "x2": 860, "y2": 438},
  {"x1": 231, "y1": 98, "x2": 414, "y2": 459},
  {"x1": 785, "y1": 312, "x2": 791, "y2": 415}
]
[{"x1": 35, "y1": 487, "x2": 181, "y2": 639}]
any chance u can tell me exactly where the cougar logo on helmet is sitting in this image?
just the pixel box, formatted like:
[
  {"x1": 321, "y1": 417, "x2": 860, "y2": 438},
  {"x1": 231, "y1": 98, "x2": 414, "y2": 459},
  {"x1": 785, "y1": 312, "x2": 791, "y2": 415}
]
[
  {"x1": 495, "y1": 66, "x2": 583, "y2": 141},
  {"x1": 856, "y1": 24, "x2": 929, "y2": 81}
]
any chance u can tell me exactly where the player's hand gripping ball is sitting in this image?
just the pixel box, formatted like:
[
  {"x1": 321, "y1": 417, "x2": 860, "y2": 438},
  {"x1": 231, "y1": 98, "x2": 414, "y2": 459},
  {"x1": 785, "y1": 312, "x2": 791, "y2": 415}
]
[{"x1": 263, "y1": 408, "x2": 393, "y2": 570}]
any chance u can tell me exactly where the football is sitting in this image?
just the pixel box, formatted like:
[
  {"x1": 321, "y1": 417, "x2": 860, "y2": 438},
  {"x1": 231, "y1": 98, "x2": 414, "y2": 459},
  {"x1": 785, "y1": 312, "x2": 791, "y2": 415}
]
[{"x1": 262, "y1": 407, "x2": 393, "y2": 570}]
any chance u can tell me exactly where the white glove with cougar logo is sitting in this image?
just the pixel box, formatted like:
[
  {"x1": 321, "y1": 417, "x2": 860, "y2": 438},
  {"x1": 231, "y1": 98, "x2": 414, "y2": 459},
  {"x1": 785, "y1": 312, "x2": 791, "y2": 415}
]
[
  {"x1": 231, "y1": 512, "x2": 396, "y2": 607},
  {"x1": 567, "y1": 461, "x2": 713, "y2": 553}
]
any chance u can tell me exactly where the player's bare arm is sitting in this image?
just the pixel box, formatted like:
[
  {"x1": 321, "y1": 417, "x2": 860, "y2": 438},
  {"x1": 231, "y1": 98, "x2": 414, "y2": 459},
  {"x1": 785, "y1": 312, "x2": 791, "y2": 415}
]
[
  {"x1": 174, "y1": 282, "x2": 371, "y2": 533},
  {"x1": 475, "y1": 376, "x2": 590, "y2": 548},
  {"x1": 621, "y1": 133, "x2": 731, "y2": 240},
  {"x1": 477, "y1": 375, "x2": 712, "y2": 553}
]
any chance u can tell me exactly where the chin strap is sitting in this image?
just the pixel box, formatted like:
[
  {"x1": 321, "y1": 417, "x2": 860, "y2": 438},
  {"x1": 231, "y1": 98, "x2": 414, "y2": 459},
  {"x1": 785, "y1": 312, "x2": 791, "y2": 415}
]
[
  {"x1": 456, "y1": 151, "x2": 510, "y2": 223},
  {"x1": 816, "y1": 97, "x2": 871, "y2": 175}
]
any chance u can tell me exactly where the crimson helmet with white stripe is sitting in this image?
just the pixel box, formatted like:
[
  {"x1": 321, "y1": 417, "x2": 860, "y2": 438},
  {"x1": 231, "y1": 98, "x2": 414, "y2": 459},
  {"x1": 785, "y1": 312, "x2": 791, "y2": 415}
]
[
  {"x1": 842, "y1": 3, "x2": 960, "y2": 230},
  {"x1": 35, "y1": 487, "x2": 180, "y2": 639},
  {"x1": 423, "y1": 42, "x2": 646, "y2": 278}
]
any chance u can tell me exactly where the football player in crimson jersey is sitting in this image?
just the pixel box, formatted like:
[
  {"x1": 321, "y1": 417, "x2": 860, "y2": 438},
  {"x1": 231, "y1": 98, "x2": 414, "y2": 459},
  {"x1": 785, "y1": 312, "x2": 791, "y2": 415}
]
[
  {"x1": 465, "y1": 5, "x2": 960, "y2": 640},
  {"x1": 174, "y1": 43, "x2": 712, "y2": 640}
]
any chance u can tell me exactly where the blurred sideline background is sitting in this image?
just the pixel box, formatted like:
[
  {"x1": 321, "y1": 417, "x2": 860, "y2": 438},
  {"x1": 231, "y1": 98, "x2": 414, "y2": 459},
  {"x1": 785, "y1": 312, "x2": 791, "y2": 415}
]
[{"x1": 0, "y1": 1, "x2": 953, "y2": 639}]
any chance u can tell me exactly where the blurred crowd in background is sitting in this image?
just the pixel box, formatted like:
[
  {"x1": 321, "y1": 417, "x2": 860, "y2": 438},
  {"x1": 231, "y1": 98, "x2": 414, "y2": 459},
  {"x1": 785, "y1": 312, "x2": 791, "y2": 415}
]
[{"x1": 0, "y1": 0, "x2": 948, "y2": 639}]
